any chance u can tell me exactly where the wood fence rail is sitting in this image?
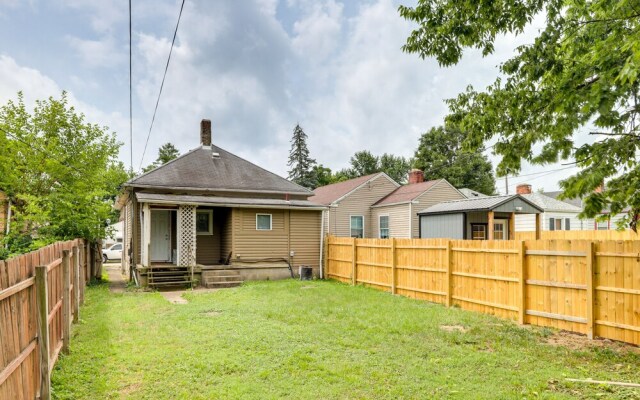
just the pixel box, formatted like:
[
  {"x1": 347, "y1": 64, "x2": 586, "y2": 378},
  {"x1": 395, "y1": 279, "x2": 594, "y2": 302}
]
[
  {"x1": 0, "y1": 239, "x2": 102, "y2": 400},
  {"x1": 325, "y1": 236, "x2": 640, "y2": 346}
]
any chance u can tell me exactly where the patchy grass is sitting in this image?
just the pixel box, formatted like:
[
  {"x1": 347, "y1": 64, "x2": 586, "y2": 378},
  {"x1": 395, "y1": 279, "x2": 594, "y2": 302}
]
[{"x1": 52, "y1": 280, "x2": 640, "y2": 399}]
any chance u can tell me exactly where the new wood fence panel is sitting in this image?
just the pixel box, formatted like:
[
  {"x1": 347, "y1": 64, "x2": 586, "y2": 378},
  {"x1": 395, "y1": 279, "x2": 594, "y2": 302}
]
[
  {"x1": 0, "y1": 239, "x2": 89, "y2": 400},
  {"x1": 395, "y1": 238, "x2": 448, "y2": 303},
  {"x1": 516, "y1": 230, "x2": 639, "y2": 241},
  {"x1": 325, "y1": 236, "x2": 640, "y2": 346},
  {"x1": 594, "y1": 240, "x2": 640, "y2": 344}
]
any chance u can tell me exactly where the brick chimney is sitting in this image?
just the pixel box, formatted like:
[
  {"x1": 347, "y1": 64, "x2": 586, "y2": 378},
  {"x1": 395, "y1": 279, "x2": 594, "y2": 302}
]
[
  {"x1": 516, "y1": 184, "x2": 532, "y2": 194},
  {"x1": 408, "y1": 169, "x2": 425, "y2": 184},
  {"x1": 200, "y1": 119, "x2": 212, "y2": 146}
]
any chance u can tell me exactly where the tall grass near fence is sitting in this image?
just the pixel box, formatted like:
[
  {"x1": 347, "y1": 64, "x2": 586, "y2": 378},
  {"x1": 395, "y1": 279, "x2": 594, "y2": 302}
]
[
  {"x1": 325, "y1": 236, "x2": 640, "y2": 346},
  {"x1": 0, "y1": 239, "x2": 102, "y2": 400}
]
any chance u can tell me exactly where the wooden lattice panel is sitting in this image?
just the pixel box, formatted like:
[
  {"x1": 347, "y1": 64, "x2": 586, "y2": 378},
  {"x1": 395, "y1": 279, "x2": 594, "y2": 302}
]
[{"x1": 177, "y1": 205, "x2": 197, "y2": 266}]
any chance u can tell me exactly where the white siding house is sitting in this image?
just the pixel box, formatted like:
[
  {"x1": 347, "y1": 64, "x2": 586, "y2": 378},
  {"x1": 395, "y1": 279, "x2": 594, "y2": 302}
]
[{"x1": 515, "y1": 193, "x2": 585, "y2": 232}]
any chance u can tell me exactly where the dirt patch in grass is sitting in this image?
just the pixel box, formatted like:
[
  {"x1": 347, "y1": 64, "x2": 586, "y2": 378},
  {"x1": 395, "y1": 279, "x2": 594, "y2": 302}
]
[
  {"x1": 546, "y1": 330, "x2": 640, "y2": 353},
  {"x1": 440, "y1": 325, "x2": 467, "y2": 333},
  {"x1": 202, "y1": 309, "x2": 223, "y2": 317},
  {"x1": 120, "y1": 382, "x2": 142, "y2": 396}
]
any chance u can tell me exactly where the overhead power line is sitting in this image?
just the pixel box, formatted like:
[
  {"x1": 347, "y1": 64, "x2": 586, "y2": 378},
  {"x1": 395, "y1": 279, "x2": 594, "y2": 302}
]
[
  {"x1": 129, "y1": 0, "x2": 133, "y2": 171},
  {"x1": 138, "y1": 0, "x2": 186, "y2": 171}
]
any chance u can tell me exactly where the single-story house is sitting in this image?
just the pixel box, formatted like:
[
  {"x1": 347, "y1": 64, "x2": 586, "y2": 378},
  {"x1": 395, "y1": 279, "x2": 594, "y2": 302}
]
[
  {"x1": 513, "y1": 184, "x2": 585, "y2": 231},
  {"x1": 543, "y1": 186, "x2": 630, "y2": 230},
  {"x1": 117, "y1": 119, "x2": 325, "y2": 288},
  {"x1": 370, "y1": 170, "x2": 465, "y2": 238},
  {"x1": 418, "y1": 194, "x2": 544, "y2": 240},
  {"x1": 309, "y1": 172, "x2": 399, "y2": 238}
]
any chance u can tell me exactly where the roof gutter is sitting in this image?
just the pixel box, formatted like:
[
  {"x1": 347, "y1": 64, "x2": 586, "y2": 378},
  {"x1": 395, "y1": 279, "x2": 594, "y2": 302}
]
[
  {"x1": 137, "y1": 198, "x2": 327, "y2": 211},
  {"x1": 124, "y1": 183, "x2": 312, "y2": 196}
]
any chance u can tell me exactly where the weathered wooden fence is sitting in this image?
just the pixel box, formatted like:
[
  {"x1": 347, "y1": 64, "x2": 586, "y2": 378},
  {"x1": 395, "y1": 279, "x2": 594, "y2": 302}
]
[
  {"x1": 0, "y1": 239, "x2": 102, "y2": 400},
  {"x1": 515, "y1": 230, "x2": 639, "y2": 241},
  {"x1": 325, "y1": 236, "x2": 640, "y2": 346}
]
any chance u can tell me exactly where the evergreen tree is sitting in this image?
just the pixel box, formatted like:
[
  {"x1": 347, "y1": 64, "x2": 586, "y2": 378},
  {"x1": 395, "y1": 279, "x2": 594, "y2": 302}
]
[
  {"x1": 143, "y1": 143, "x2": 180, "y2": 173},
  {"x1": 287, "y1": 124, "x2": 317, "y2": 188}
]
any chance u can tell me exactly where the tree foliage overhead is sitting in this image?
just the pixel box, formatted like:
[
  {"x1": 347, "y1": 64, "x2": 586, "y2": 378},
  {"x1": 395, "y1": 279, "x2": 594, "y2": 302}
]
[
  {"x1": 0, "y1": 92, "x2": 129, "y2": 257},
  {"x1": 340, "y1": 150, "x2": 412, "y2": 184},
  {"x1": 414, "y1": 126, "x2": 497, "y2": 194},
  {"x1": 143, "y1": 142, "x2": 180, "y2": 173},
  {"x1": 287, "y1": 124, "x2": 318, "y2": 189},
  {"x1": 400, "y1": 0, "x2": 640, "y2": 228}
]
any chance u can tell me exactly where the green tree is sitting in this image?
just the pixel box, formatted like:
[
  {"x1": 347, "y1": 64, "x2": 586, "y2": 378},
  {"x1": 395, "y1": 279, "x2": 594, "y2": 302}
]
[
  {"x1": 143, "y1": 142, "x2": 180, "y2": 173},
  {"x1": 413, "y1": 126, "x2": 496, "y2": 194},
  {"x1": 0, "y1": 92, "x2": 128, "y2": 257},
  {"x1": 342, "y1": 151, "x2": 411, "y2": 183},
  {"x1": 399, "y1": 0, "x2": 640, "y2": 226},
  {"x1": 312, "y1": 164, "x2": 334, "y2": 187},
  {"x1": 287, "y1": 124, "x2": 317, "y2": 188}
]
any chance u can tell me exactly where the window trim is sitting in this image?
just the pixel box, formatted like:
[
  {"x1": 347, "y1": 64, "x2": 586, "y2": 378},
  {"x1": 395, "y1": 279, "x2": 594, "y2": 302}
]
[
  {"x1": 350, "y1": 215, "x2": 365, "y2": 238},
  {"x1": 196, "y1": 210, "x2": 213, "y2": 235},
  {"x1": 256, "y1": 213, "x2": 273, "y2": 231},
  {"x1": 378, "y1": 214, "x2": 389, "y2": 239},
  {"x1": 471, "y1": 223, "x2": 487, "y2": 240}
]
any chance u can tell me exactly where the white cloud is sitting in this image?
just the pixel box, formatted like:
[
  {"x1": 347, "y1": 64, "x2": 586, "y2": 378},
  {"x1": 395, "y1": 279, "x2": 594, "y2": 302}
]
[
  {"x1": 291, "y1": 1, "x2": 343, "y2": 62},
  {"x1": 67, "y1": 36, "x2": 125, "y2": 68}
]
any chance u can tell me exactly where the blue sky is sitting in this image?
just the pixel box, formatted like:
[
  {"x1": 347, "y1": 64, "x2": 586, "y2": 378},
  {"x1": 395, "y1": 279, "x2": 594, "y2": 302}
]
[{"x1": 0, "y1": 0, "x2": 579, "y2": 192}]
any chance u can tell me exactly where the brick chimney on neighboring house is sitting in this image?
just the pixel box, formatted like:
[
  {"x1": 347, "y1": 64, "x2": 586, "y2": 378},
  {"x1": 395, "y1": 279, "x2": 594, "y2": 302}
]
[
  {"x1": 516, "y1": 184, "x2": 532, "y2": 194},
  {"x1": 200, "y1": 119, "x2": 212, "y2": 146},
  {"x1": 408, "y1": 169, "x2": 425, "y2": 184}
]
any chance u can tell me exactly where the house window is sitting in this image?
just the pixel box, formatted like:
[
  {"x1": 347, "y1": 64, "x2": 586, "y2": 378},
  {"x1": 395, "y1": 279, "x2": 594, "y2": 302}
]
[
  {"x1": 196, "y1": 210, "x2": 213, "y2": 235},
  {"x1": 493, "y1": 222, "x2": 505, "y2": 240},
  {"x1": 350, "y1": 216, "x2": 364, "y2": 238},
  {"x1": 596, "y1": 218, "x2": 609, "y2": 230},
  {"x1": 379, "y1": 215, "x2": 389, "y2": 239},
  {"x1": 256, "y1": 214, "x2": 272, "y2": 230},
  {"x1": 471, "y1": 224, "x2": 487, "y2": 240},
  {"x1": 549, "y1": 217, "x2": 571, "y2": 231}
]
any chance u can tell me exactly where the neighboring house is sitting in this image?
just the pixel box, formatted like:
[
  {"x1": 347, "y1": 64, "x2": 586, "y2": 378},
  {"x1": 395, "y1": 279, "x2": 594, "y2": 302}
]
[
  {"x1": 513, "y1": 184, "x2": 585, "y2": 231},
  {"x1": 116, "y1": 119, "x2": 325, "y2": 287},
  {"x1": 309, "y1": 172, "x2": 399, "y2": 238},
  {"x1": 370, "y1": 170, "x2": 465, "y2": 238},
  {"x1": 103, "y1": 221, "x2": 123, "y2": 247},
  {"x1": 418, "y1": 194, "x2": 543, "y2": 240},
  {"x1": 459, "y1": 188, "x2": 488, "y2": 199},
  {"x1": 544, "y1": 188, "x2": 629, "y2": 230}
]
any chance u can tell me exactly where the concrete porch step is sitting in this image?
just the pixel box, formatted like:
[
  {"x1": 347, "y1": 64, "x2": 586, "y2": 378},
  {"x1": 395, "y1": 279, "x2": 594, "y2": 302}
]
[
  {"x1": 202, "y1": 275, "x2": 242, "y2": 283},
  {"x1": 201, "y1": 269, "x2": 241, "y2": 277}
]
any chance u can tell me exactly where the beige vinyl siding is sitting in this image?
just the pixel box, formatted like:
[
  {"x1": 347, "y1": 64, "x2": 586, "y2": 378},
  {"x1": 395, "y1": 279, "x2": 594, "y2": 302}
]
[
  {"x1": 371, "y1": 204, "x2": 411, "y2": 238},
  {"x1": 289, "y1": 210, "x2": 322, "y2": 273},
  {"x1": 327, "y1": 175, "x2": 398, "y2": 237},
  {"x1": 220, "y1": 208, "x2": 233, "y2": 261},
  {"x1": 195, "y1": 207, "x2": 228, "y2": 264},
  {"x1": 233, "y1": 208, "x2": 289, "y2": 260},
  {"x1": 411, "y1": 180, "x2": 466, "y2": 238}
]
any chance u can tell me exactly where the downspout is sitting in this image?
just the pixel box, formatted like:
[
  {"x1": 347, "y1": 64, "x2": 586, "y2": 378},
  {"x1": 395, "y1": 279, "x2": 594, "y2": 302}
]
[{"x1": 319, "y1": 209, "x2": 325, "y2": 279}]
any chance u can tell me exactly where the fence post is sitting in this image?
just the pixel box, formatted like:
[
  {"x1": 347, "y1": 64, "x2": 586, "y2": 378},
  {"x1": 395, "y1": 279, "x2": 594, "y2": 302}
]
[
  {"x1": 62, "y1": 250, "x2": 71, "y2": 355},
  {"x1": 445, "y1": 240, "x2": 452, "y2": 307},
  {"x1": 85, "y1": 242, "x2": 91, "y2": 284},
  {"x1": 391, "y1": 238, "x2": 397, "y2": 295},
  {"x1": 73, "y1": 245, "x2": 80, "y2": 323},
  {"x1": 79, "y1": 242, "x2": 86, "y2": 305},
  {"x1": 35, "y1": 265, "x2": 51, "y2": 400},
  {"x1": 518, "y1": 240, "x2": 526, "y2": 325},
  {"x1": 351, "y1": 238, "x2": 357, "y2": 286},
  {"x1": 323, "y1": 235, "x2": 329, "y2": 279},
  {"x1": 96, "y1": 243, "x2": 103, "y2": 279},
  {"x1": 586, "y1": 241, "x2": 595, "y2": 339}
]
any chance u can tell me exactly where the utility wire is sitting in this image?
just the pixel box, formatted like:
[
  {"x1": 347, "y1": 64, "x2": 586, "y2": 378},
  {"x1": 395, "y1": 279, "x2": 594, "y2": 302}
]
[
  {"x1": 129, "y1": 0, "x2": 133, "y2": 171},
  {"x1": 138, "y1": 0, "x2": 186, "y2": 171}
]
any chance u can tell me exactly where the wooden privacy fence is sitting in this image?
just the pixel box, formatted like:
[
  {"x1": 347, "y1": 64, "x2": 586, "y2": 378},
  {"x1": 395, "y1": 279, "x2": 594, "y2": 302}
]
[
  {"x1": 0, "y1": 239, "x2": 102, "y2": 400},
  {"x1": 325, "y1": 236, "x2": 640, "y2": 346},
  {"x1": 515, "y1": 230, "x2": 639, "y2": 241}
]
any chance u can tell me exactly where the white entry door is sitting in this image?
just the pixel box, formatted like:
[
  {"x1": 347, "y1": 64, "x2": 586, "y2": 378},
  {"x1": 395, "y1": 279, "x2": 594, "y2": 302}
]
[
  {"x1": 151, "y1": 210, "x2": 171, "y2": 262},
  {"x1": 493, "y1": 219, "x2": 508, "y2": 240}
]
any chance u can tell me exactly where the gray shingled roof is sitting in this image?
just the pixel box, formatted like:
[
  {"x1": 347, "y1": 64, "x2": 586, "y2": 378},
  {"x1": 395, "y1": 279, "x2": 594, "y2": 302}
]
[
  {"x1": 458, "y1": 188, "x2": 488, "y2": 199},
  {"x1": 520, "y1": 193, "x2": 582, "y2": 212},
  {"x1": 417, "y1": 194, "x2": 543, "y2": 214},
  {"x1": 127, "y1": 145, "x2": 312, "y2": 195},
  {"x1": 135, "y1": 193, "x2": 325, "y2": 209},
  {"x1": 543, "y1": 191, "x2": 584, "y2": 208}
]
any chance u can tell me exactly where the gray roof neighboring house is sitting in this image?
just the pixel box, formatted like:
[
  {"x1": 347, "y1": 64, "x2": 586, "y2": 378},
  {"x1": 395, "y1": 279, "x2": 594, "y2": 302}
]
[
  {"x1": 459, "y1": 188, "x2": 488, "y2": 199},
  {"x1": 135, "y1": 192, "x2": 325, "y2": 210},
  {"x1": 126, "y1": 145, "x2": 312, "y2": 195},
  {"x1": 542, "y1": 191, "x2": 584, "y2": 208},
  {"x1": 521, "y1": 193, "x2": 583, "y2": 213},
  {"x1": 418, "y1": 194, "x2": 543, "y2": 215}
]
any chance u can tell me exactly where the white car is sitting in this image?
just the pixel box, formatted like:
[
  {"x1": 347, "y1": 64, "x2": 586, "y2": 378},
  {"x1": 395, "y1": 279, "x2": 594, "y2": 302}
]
[{"x1": 102, "y1": 243, "x2": 123, "y2": 263}]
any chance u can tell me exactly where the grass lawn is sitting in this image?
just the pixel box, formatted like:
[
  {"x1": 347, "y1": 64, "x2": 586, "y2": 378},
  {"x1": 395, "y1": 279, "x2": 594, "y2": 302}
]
[{"x1": 52, "y1": 280, "x2": 640, "y2": 399}]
